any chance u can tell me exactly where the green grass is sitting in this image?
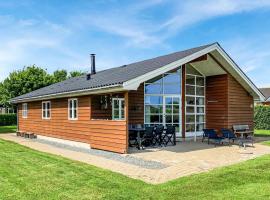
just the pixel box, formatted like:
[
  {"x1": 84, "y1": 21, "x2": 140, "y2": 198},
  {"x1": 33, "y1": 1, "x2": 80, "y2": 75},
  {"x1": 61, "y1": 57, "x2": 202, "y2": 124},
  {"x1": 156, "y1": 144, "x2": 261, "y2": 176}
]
[
  {"x1": 1, "y1": 139, "x2": 270, "y2": 199},
  {"x1": 0, "y1": 125, "x2": 17, "y2": 133},
  {"x1": 255, "y1": 129, "x2": 270, "y2": 137}
]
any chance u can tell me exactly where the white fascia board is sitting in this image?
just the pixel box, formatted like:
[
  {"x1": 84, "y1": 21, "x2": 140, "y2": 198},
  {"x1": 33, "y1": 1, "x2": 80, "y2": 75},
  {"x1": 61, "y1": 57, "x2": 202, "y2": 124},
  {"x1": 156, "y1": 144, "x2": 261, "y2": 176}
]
[
  {"x1": 123, "y1": 44, "x2": 218, "y2": 90},
  {"x1": 215, "y1": 45, "x2": 265, "y2": 101},
  {"x1": 11, "y1": 84, "x2": 125, "y2": 103},
  {"x1": 123, "y1": 43, "x2": 265, "y2": 101}
]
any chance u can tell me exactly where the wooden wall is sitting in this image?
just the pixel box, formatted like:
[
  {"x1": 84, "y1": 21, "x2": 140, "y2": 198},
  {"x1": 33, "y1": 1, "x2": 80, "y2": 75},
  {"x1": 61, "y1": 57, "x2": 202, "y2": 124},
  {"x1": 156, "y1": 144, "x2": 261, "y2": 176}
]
[
  {"x1": 228, "y1": 75, "x2": 254, "y2": 129},
  {"x1": 128, "y1": 84, "x2": 144, "y2": 124},
  {"x1": 18, "y1": 95, "x2": 128, "y2": 153},
  {"x1": 206, "y1": 74, "x2": 254, "y2": 131}
]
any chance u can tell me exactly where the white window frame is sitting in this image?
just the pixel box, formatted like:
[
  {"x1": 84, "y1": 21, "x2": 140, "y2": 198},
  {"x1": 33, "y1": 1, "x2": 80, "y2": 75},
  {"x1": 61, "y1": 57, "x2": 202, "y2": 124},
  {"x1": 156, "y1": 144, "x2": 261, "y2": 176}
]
[
  {"x1": 22, "y1": 103, "x2": 28, "y2": 118},
  {"x1": 68, "y1": 98, "x2": 78, "y2": 120},
  {"x1": 42, "y1": 101, "x2": 51, "y2": 119},
  {"x1": 112, "y1": 98, "x2": 125, "y2": 120}
]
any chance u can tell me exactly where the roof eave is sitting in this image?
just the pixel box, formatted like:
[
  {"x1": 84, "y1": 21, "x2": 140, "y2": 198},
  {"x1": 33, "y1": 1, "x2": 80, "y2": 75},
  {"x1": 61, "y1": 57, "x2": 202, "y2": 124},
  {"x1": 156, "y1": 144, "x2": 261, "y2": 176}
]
[{"x1": 10, "y1": 84, "x2": 124, "y2": 104}]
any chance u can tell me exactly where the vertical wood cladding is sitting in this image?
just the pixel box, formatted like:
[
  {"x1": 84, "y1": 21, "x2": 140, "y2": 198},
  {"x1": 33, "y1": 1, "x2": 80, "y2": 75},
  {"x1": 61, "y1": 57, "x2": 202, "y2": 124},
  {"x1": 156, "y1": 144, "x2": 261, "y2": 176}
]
[
  {"x1": 206, "y1": 74, "x2": 254, "y2": 131},
  {"x1": 128, "y1": 84, "x2": 144, "y2": 124},
  {"x1": 18, "y1": 95, "x2": 128, "y2": 153}
]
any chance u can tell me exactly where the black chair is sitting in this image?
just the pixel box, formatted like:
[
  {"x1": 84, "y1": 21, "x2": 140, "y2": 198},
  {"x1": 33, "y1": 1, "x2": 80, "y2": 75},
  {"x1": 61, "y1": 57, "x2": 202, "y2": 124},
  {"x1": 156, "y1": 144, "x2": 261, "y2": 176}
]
[
  {"x1": 128, "y1": 124, "x2": 138, "y2": 147},
  {"x1": 153, "y1": 125, "x2": 164, "y2": 146},
  {"x1": 202, "y1": 129, "x2": 224, "y2": 146},
  {"x1": 220, "y1": 128, "x2": 237, "y2": 144},
  {"x1": 162, "y1": 125, "x2": 176, "y2": 146},
  {"x1": 142, "y1": 126, "x2": 154, "y2": 147}
]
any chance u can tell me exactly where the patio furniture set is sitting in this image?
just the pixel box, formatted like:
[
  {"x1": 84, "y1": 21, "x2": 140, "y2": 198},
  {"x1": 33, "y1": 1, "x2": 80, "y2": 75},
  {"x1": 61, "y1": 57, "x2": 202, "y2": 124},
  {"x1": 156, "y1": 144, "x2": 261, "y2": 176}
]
[
  {"x1": 129, "y1": 124, "x2": 176, "y2": 150},
  {"x1": 202, "y1": 125, "x2": 254, "y2": 148},
  {"x1": 16, "y1": 131, "x2": 36, "y2": 139}
]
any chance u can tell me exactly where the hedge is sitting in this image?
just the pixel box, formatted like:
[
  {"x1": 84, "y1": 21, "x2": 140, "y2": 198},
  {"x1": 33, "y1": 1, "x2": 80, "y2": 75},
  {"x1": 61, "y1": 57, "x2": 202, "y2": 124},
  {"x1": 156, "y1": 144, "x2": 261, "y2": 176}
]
[
  {"x1": 254, "y1": 105, "x2": 270, "y2": 130},
  {"x1": 0, "y1": 114, "x2": 17, "y2": 126}
]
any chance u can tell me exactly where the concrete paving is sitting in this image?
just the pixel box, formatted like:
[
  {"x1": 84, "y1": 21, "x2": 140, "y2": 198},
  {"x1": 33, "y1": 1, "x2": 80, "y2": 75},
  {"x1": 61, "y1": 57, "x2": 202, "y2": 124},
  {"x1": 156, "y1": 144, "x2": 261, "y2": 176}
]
[{"x1": 1, "y1": 133, "x2": 270, "y2": 184}]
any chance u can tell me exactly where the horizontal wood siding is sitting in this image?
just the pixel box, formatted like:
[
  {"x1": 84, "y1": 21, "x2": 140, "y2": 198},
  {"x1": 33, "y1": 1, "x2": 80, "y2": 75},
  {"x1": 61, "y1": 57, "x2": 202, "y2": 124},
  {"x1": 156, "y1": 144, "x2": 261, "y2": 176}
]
[
  {"x1": 18, "y1": 95, "x2": 127, "y2": 153},
  {"x1": 206, "y1": 74, "x2": 229, "y2": 130},
  {"x1": 228, "y1": 75, "x2": 254, "y2": 129},
  {"x1": 128, "y1": 84, "x2": 144, "y2": 124}
]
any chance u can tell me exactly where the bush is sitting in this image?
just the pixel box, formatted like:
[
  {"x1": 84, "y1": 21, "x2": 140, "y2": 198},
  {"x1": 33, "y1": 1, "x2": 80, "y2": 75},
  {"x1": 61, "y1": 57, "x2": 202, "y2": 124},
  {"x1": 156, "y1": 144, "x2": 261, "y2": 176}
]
[
  {"x1": 255, "y1": 105, "x2": 270, "y2": 130},
  {"x1": 0, "y1": 114, "x2": 17, "y2": 126}
]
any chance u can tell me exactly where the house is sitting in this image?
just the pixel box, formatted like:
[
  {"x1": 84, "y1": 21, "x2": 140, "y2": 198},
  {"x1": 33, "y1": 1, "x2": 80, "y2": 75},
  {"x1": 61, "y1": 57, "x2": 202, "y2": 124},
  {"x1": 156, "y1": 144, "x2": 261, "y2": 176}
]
[
  {"x1": 11, "y1": 43, "x2": 265, "y2": 153},
  {"x1": 0, "y1": 104, "x2": 15, "y2": 114},
  {"x1": 258, "y1": 88, "x2": 270, "y2": 105}
]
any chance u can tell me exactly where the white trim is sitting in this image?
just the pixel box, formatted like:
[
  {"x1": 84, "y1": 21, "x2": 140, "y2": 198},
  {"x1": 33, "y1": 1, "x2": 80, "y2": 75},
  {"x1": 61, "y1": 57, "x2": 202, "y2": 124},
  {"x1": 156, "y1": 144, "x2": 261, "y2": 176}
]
[
  {"x1": 68, "y1": 98, "x2": 78, "y2": 120},
  {"x1": 42, "y1": 101, "x2": 51, "y2": 120},
  {"x1": 22, "y1": 103, "x2": 28, "y2": 118},
  {"x1": 37, "y1": 135, "x2": 91, "y2": 149},
  {"x1": 123, "y1": 43, "x2": 264, "y2": 101}
]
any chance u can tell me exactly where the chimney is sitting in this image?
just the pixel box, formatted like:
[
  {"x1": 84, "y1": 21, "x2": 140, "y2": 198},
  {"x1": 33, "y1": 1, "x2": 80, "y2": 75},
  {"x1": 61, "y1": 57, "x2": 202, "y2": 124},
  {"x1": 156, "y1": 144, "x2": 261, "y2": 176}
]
[{"x1": 90, "y1": 54, "x2": 96, "y2": 75}]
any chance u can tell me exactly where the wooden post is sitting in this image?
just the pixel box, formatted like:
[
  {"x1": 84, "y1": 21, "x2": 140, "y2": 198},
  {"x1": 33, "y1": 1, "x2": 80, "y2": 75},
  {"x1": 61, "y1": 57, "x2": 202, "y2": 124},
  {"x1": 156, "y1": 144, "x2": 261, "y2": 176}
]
[
  {"x1": 124, "y1": 91, "x2": 129, "y2": 153},
  {"x1": 182, "y1": 65, "x2": 186, "y2": 139}
]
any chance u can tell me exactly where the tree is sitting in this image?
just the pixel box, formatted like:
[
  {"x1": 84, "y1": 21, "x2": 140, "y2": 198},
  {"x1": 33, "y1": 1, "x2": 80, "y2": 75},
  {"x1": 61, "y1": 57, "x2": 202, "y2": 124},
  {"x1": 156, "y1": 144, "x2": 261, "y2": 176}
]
[
  {"x1": 53, "y1": 70, "x2": 68, "y2": 83},
  {"x1": 68, "y1": 70, "x2": 85, "y2": 78},
  {"x1": 0, "y1": 65, "x2": 52, "y2": 106}
]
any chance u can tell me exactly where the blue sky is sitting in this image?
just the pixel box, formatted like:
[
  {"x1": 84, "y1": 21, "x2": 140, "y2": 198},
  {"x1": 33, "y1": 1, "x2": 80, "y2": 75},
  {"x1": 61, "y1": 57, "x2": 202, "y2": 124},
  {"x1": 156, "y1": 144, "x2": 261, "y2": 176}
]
[{"x1": 1, "y1": 0, "x2": 270, "y2": 87}]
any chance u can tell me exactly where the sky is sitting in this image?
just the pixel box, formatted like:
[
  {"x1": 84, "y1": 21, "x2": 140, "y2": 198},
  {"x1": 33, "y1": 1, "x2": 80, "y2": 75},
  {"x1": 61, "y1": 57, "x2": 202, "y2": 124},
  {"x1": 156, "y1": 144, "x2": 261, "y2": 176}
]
[{"x1": 0, "y1": 0, "x2": 270, "y2": 87}]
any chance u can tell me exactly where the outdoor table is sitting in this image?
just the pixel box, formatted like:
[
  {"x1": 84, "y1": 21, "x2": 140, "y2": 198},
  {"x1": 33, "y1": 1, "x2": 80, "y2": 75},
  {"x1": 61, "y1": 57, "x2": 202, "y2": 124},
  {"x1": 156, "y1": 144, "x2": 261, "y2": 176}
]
[
  {"x1": 236, "y1": 131, "x2": 253, "y2": 148},
  {"x1": 129, "y1": 127, "x2": 145, "y2": 150}
]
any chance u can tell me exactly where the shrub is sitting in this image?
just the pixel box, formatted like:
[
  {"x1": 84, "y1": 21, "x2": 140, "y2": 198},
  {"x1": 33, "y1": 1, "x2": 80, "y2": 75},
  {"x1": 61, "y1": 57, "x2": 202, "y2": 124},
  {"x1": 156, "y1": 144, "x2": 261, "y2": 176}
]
[
  {"x1": 254, "y1": 105, "x2": 270, "y2": 130},
  {"x1": 0, "y1": 114, "x2": 17, "y2": 126}
]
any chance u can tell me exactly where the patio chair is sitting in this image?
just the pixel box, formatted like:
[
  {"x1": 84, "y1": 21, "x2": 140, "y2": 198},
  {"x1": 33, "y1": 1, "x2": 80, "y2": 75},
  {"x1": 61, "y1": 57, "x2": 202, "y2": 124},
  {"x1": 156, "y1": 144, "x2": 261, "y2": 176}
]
[
  {"x1": 142, "y1": 126, "x2": 154, "y2": 147},
  {"x1": 202, "y1": 129, "x2": 224, "y2": 146},
  {"x1": 162, "y1": 125, "x2": 176, "y2": 146},
  {"x1": 153, "y1": 125, "x2": 164, "y2": 146},
  {"x1": 220, "y1": 128, "x2": 237, "y2": 145},
  {"x1": 128, "y1": 124, "x2": 138, "y2": 147}
]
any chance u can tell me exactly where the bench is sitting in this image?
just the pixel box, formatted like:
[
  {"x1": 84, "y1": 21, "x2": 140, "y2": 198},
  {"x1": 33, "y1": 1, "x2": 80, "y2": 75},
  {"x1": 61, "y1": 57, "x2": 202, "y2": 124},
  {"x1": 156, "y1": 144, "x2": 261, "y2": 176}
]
[
  {"x1": 24, "y1": 132, "x2": 36, "y2": 139},
  {"x1": 233, "y1": 125, "x2": 254, "y2": 148}
]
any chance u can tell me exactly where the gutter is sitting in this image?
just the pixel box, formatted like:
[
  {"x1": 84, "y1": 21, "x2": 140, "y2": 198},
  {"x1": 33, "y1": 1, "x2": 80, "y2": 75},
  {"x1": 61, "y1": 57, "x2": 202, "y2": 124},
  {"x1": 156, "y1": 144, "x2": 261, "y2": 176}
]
[{"x1": 10, "y1": 84, "x2": 124, "y2": 103}]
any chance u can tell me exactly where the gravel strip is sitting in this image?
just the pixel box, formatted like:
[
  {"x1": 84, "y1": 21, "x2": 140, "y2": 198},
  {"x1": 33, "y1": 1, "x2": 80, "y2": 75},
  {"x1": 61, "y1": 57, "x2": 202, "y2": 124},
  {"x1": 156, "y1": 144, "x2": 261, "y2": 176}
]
[{"x1": 36, "y1": 138, "x2": 169, "y2": 169}]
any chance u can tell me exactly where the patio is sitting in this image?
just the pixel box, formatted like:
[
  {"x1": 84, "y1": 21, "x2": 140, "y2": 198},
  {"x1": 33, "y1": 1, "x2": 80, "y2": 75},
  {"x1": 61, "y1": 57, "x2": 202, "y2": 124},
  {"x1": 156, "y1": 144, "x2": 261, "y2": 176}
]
[{"x1": 1, "y1": 133, "x2": 270, "y2": 184}]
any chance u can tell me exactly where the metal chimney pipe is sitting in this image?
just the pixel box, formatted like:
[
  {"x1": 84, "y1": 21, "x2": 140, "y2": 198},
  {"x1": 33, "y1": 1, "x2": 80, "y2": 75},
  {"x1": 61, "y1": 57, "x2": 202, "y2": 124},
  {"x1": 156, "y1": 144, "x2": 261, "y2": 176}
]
[{"x1": 90, "y1": 54, "x2": 96, "y2": 74}]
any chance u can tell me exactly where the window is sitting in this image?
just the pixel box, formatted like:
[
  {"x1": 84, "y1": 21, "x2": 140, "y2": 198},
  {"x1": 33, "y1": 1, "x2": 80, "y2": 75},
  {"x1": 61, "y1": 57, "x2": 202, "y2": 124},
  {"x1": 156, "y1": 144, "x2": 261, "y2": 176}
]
[
  {"x1": 185, "y1": 65, "x2": 205, "y2": 134},
  {"x1": 68, "y1": 99, "x2": 78, "y2": 120},
  {"x1": 22, "y1": 103, "x2": 28, "y2": 118},
  {"x1": 112, "y1": 98, "x2": 125, "y2": 120},
  {"x1": 42, "y1": 101, "x2": 51, "y2": 119}
]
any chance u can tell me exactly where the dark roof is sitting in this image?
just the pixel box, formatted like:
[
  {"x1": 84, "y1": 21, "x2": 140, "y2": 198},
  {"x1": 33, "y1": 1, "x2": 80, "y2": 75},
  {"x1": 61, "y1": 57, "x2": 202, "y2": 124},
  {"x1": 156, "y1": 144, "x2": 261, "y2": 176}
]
[
  {"x1": 259, "y1": 88, "x2": 270, "y2": 100},
  {"x1": 11, "y1": 43, "x2": 215, "y2": 102}
]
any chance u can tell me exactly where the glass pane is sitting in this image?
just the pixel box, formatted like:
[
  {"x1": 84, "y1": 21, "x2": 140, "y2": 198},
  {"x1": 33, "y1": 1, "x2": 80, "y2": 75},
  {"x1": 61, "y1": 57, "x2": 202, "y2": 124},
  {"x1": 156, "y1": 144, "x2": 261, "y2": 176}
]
[
  {"x1": 173, "y1": 115, "x2": 179, "y2": 123},
  {"x1": 196, "y1": 97, "x2": 205, "y2": 105},
  {"x1": 73, "y1": 100, "x2": 77, "y2": 108},
  {"x1": 186, "y1": 85, "x2": 195, "y2": 95},
  {"x1": 166, "y1": 115, "x2": 172, "y2": 123},
  {"x1": 43, "y1": 110, "x2": 46, "y2": 118},
  {"x1": 173, "y1": 105, "x2": 179, "y2": 114},
  {"x1": 186, "y1": 124, "x2": 195, "y2": 132},
  {"x1": 186, "y1": 96, "x2": 195, "y2": 105},
  {"x1": 186, "y1": 75, "x2": 195, "y2": 85},
  {"x1": 197, "y1": 77, "x2": 204, "y2": 86},
  {"x1": 166, "y1": 105, "x2": 172, "y2": 114},
  {"x1": 114, "y1": 110, "x2": 119, "y2": 119},
  {"x1": 186, "y1": 115, "x2": 195, "y2": 123},
  {"x1": 197, "y1": 107, "x2": 204, "y2": 114},
  {"x1": 164, "y1": 84, "x2": 180, "y2": 94},
  {"x1": 196, "y1": 87, "x2": 204, "y2": 96},
  {"x1": 146, "y1": 75, "x2": 162, "y2": 84},
  {"x1": 163, "y1": 73, "x2": 180, "y2": 84},
  {"x1": 47, "y1": 103, "x2": 51, "y2": 110},
  {"x1": 69, "y1": 109, "x2": 72, "y2": 118},
  {"x1": 186, "y1": 106, "x2": 195, "y2": 113},
  {"x1": 145, "y1": 84, "x2": 162, "y2": 94},
  {"x1": 165, "y1": 97, "x2": 173, "y2": 104},
  {"x1": 145, "y1": 96, "x2": 162, "y2": 104},
  {"x1": 47, "y1": 110, "x2": 50, "y2": 118},
  {"x1": 174, "y1": 124, "x2": 180, "y2": 133},
  {"x1": 69, "y1": 100, "x2": 73, "y2": 110},
  {"x1": 121, "y1": 109, "x2": 124, "y2": 119},
  {"x1": 173, "y1": 97, "x2": 180, "y2": 104},
  {"x1": 145, "y1": 105, "x2": 162, "y2": 114},
  {"x1": 196, "y1": 115, "x2": 205, "y2": 123},
  {"x1": 196, "y1": 123, "x2": 204, "y2": 131},
  {"x1": 74, "y1": 109, "x2": 77, "y2": 118}
]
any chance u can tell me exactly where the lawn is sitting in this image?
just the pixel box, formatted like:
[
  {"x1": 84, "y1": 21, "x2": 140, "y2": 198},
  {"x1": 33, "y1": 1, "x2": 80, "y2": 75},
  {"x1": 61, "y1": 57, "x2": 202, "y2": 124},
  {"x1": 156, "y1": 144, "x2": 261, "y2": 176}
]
[
  {"x1": 0, "y1": 125, "x2": 17, "y2": 133},
  {"x1": 1, "y1": 139, "x2": 270, "y2": 199},
  {"x1": 255, "y1": 129, "x2": 270, "y2": 137}
]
